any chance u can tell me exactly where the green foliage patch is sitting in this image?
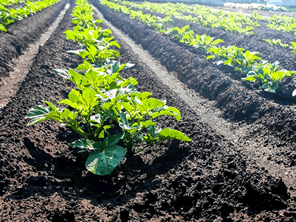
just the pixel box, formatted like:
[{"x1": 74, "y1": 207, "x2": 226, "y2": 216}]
[{"x1": 27, "y1": 0, "x2": 191, "y2": 176}]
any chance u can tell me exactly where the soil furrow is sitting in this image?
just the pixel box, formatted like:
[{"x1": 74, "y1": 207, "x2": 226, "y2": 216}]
[
  {"x1": 0, "y1": 3, "x2": 70, "y2": 109},
  {"x1": 92, "y1": 2, "x2": 296, "y2": 172},
  {"x1": 92, "y1": 3, "x2": 296, "y2": 197},
  {"x1": 0, "y1": 0, "x2": 66, "y2": 81},
  {"x1": 0, "y1": 1, "x2": 82, "y2": 219},
  {"x1": 91, "y1": 2, "x2": 294, "y2": 221},
  {"x1": 0, "y1": 0, "x2": 295, "y2": 220}
]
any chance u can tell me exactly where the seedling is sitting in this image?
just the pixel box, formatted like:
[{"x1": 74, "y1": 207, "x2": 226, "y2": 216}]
[{"x1": 264, "y1": 39, "x2": 289, "y2": 48}]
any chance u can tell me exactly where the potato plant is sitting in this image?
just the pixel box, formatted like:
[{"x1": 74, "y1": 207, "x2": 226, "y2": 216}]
[
  {"x1": 0, "y1": 0, "x2": 25, "y2": 6},
  {"x1": 224, "y1": 50, "x2": 262, "y2": 75},
  {"x1": 266, "y1": 15, "x2": 296, "y2": 35},
  {"x1": 120, "y1": 0, "x2": 258, "y2": 35},
  {"x1": 27, "y1": 0, "x2": 191, "y2": 176},
  {"x1": 289, "y1": 42, "x2": 296, "y2": 53},
  {"x1": 264, "y1": 39, "x2": 289, "y2": 48},
  {"x1": 102, "y1": 0, "x2": 296, "y2": 94},
  {"x1": 244, "y1": 61, "x2": 296, "y2": 93}
]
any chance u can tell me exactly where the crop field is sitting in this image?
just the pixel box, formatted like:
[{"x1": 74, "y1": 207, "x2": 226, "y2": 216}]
[{"x1": 1, "y1": 0, "x2": 296, "y2": 220}]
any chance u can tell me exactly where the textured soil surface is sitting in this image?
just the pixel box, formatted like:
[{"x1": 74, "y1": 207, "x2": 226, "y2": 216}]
[
  {"x1": 95, "y1": 2, "x2": 296, "y2": 167},
  {"x1": 1, "y1": 0, "x2": 296, "y2": 221},
  {"x1": 0, "y1": 0, "x2": 66, "y2": 81},
  {"x1": 0, "y1": 3, "x2": 70, "y2": 109}
]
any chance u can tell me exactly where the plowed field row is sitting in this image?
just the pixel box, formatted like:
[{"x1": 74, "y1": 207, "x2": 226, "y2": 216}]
[{"x1": 0, "y1": 0, "x2": 296, "y2": 221}]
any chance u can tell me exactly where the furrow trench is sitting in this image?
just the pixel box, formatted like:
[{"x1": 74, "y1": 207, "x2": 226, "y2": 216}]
[
  {"x1": 0, "y1": 2, "x2": 70, "y2": 109},
  {"x1": 92, "y1": 5, "x2": 296, "y2": 195}
]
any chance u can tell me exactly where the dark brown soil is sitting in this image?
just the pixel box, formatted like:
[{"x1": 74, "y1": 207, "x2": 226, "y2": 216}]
[
  {"x1": 0, "y1": 3, "x2": 70, "y2": 109},
  {"x1": 94, "y1": 2, "x2": 296, "y2": 165},
  {"x1": 0, "y1": 0, "x2": 66, "y2": 81},
  {"x1": 0, "y1": 0, "x2": 296, "y2": 221},
  {"x1": 94, "y1": 2, "x2": 296, "y2": 175}
]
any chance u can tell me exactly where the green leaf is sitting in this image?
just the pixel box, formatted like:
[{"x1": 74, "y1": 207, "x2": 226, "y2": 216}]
[
  {"x1": 82, "y1": 87, "x2": 97, "y2": 109},
  {"x1": 85, "y1": 145, "x2": 126, "y2": 175},
  {"x1": 60, "y1": 108, "x2": 78, "y2": 122},
  {"x1": 140, "y1": 98, "x2": 165, "y2": 114},
  {"x1": 45, "y1": 101, "x2": 59, "y2": 113},
  {"x1": 119, "y1": 113, "x2": 133, "y2": 130},
  {"x1": 131, "y1": 92, "x2": 152, "y2": 101},
  {"x1": 58, "y1": 99, "x2": 81, "y2": 111},
  {"x1": 109, "y1": 41, "x2": 121, "y2": 49},
  {"x1": 244, "y1": 76, "x2": 257, "y2": 82},
  {"x1": 206, "y1": 55, "x2": 215, "y2": 60},
  {"x1": 111, "y1": 60, "x2": 120, "y2": 73},
  {"x1": 76, "y1": 63, "x2": 90, "y2": 71},
  {"x1": 121, "y1": 102, "x2": 134, "y2": 114},
  {"x1": 67, "y1": 49, "x2": 82, "y2": 55},
  {"x1": 159, "y1": 129, "x2": 191, "y2": 142},
  {"x1": 26, "y1": 105, "x2": 50, "y2": 118},
  {"x1": 152, "y1": 109, "x2": 181, "y2": 121},
  {"x1": 53, "y1": 69, "x2": 71, "y2": 79},
  {"x1": 68, "y1": 89, "x2": 83, "y2": 103},
  {"x1": 140, "y1": 120, "x2": 156, "y2": 128},
  {"x1": 120, "y1": 77, "x2": 138, "y2": 87},
  {"x1": 102, "y1": 133, "x2": 123, "y2": 148},
  {"x1": 148, "y1": 125, "x2": 161, "y2": 138},
  {"x1": 212, "y1": 39, "x2": 223, "y2": 45},
  {"x1": 90, "y1": 113, "x2": 101, "y2": 125},
  {"x1": 0, "y1": 24, "x2": 7, "y2": 32},
  {"x1": 26, "y1": 105, "x2": 51, "y2": 125},
  {"x1": 64, "y1": 30, "x2": 76, "y2": 40}
]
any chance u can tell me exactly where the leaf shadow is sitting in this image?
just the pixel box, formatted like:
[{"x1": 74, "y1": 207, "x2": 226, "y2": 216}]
[{"x1": 9, "y1": 135, "x2": 190, "y2": 208}]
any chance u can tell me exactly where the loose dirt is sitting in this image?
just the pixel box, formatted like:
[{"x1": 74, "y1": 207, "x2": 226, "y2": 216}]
[
  {"x1": 0, "y1": 0, "x2": 296, "y2": 221},
  {"x1": 0, "y1": 3, "x2": 70, "y2": 109},
  {"x1": 0, "y1": 0, "x2": 66, "y2": 80},
  {"x1": 92, "y1": 4, "x2": 296, "y2": 199}
]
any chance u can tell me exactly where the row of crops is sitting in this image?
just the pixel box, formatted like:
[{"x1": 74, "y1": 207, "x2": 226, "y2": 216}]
[
  {"x1": 101, "y1": 0, "x2": 296, "y2": 94},
  {"x1": 117, "y1": 0, "x2": 296, "y2": 53},
  {"x1": 119, "y1": 0, "x2": 296, "y2": 36},
  {"x1": 0, "y1": 0, "x2": 25, "y2": 6},
  {"x1": 0, "y1": 0, "x2": 60, "y2": 32},
  {"x1": 1, "y1": 0, "x2": 296, "y2": 219},
  {"x1": 26, "y1": 0, "x2": 191, "y2": 176}
]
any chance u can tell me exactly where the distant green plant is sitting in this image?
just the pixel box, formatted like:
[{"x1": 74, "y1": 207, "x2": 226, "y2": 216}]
[
  {"x1": 244, "y1": 61, "x2": 296, "y2": 93},
  {"x1": 290, "y1": 42, "x2": 296, "y2": 53},
  {"x1": 167, "y1": 25, "x2": 194, "y2": 43},
  {"x1": 264, "y1": 39, "x2": 289, "y2": 48},
  {"x1": 224, "y1": 50, "x2": 262, "y2": 75},
  {"x1": 266, "y1": 14, "x2": 296, "y2": 34},
  {"x1": 122, "y1": 0, "x2": 258, "y2": 35},
  {"x1": 0, "y1": 0, "x2": 25, "y2": 6},
  {"x1": 190, "y1": 34, "x2": 223, "y2": 53},
  {"x1": 102, "y1": 0, "x2": 296, "y2": 94},
  {"x1": 207, "y1": 45, "x2": 243, "y2": 61}
]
